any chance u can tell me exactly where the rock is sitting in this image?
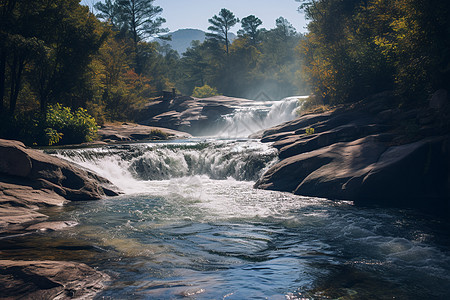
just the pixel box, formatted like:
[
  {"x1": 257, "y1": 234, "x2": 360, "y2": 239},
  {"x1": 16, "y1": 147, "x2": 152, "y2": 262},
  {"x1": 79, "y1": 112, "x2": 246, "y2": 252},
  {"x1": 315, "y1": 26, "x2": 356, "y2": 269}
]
[
  {"x1": 0, "y1": 139, "x2": 119, "y2": 233},
  {"x1": 355, "y1": 136, "x2": 450, "y2": 212},
  {"x1": 256, "y1": 96, "x2": 450, "y2": 218},
  {"x1": 261, "y1": 111, "x2": 334, "y2": 140},
  {"x1": 102, "y1": 134, "x2": 131, "y2": 142},
  {"x1": 256, "y1": 134, "x2": 450, "y2": 216},
  {"x1": 98, "y1": 123, "x2": 191, "y2": 142},
  {"x1": 0, "y1": 140, "x2": 32, "y2": 177},
  {"x1": 377, "y1": 108, "x2": 400, "y2": 121},
  {"x1": 26, "y1": 221, "x2": 78, "y2": 232},
  {"x1": 0, "y1": 206, "x2": 48, "y2": 233},
  {"x1": 277, "y1": 123, "x2": 388, "y2": 159},
  {"x1": 255, "y1": 135, "x2": 387, "y2": 198},
  {"x1": 201, "y1": 103, "x2": 234, "y2": 118},
  {"x1": 138, "y1": 95, "x2": 254, "y2": 135},
  {"x1": 0, "y1": 260, "x2": 110, "y2": 299}
]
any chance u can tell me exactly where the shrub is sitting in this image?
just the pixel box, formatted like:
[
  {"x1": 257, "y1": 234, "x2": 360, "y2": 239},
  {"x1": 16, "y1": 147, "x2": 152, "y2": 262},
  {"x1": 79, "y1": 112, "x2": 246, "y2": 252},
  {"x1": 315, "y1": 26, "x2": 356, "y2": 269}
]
[
  {"x1": 44, "y1": 128, "x2": 64, "y2": 146},
  {"x1": 149, "y1": 129, "x2": 169, "y2": 140},
  {"x1": 192, "y1": 84, "x2": 219, "y2": 98},
  {"x1": 0, "y1": 104, "x2": 98, "y2": 146},
  {"x1": 305, "y1": 127, "x2": 315, "y2": 135},
  {"x1": 46, "y1": 103, "x2": 98, "y2": 145}
]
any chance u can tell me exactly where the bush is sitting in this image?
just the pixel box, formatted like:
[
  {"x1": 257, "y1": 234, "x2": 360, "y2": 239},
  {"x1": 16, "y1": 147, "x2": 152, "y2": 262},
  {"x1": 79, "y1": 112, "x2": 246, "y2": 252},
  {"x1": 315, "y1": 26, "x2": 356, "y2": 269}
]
[
  {"x1": 192, "y1": 84, "x2": 219, "y2": 98},
  {"x1": 0, "y1": 104, "x2": 98, "y2": 146},
  {"x1": 149, "y1": 129, "x2": 169, "y2": 140},
  {"x1": 46, "y1": 103, "x2": 98, "y2": 145}
]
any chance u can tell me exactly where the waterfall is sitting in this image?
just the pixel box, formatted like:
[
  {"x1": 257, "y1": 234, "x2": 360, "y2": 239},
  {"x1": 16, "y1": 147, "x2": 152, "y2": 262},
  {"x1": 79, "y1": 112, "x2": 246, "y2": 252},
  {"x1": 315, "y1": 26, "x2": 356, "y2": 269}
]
[
  {"x1": 217, "y1": 96, "x2": 307, "y2": 137},
  {"x1": 47, "y1": 140, "x2": 278, "y2": 193}
]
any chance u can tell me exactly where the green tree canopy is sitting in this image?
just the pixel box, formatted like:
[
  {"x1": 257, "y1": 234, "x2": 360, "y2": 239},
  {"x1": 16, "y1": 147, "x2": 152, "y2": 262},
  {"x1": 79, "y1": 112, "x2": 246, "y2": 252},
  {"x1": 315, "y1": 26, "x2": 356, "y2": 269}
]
[
  {"x1": 238, "y1": 15, "x2": 263, "y2": 45},
  {"x1": 206, "y1": 8, "x2": 238, "y2": 54},
  {"x1": 297, "y1": 0, "x2": 450, "y2": 104},
  {"x1": 94, "y1": 0, "x2": 168, "y2": 73}
]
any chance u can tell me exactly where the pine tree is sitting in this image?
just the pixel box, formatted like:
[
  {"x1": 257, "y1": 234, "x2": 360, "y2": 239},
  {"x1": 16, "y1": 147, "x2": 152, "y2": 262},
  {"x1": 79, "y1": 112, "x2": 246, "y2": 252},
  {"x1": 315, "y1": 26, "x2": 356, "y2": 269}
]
[{"x1": 206, "y1": 8, "x2": 238, "y2": 55}]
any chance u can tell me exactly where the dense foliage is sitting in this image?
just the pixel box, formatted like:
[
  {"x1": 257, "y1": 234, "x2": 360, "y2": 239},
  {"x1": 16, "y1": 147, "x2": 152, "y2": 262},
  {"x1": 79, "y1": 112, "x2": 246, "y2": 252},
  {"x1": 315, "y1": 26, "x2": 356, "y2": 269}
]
[
  {"x1": 297, "y1": 0, "x2": 450, "y2": 104},
  {"x1": 2, "y1": 0, "x2": 445, "y2": 145},
  {"x1": 45, "y1": 104, "x2": 98, "y2": 145},
  {"x1": 0, "y1": 0, "x2": 172, "y2": 144}
]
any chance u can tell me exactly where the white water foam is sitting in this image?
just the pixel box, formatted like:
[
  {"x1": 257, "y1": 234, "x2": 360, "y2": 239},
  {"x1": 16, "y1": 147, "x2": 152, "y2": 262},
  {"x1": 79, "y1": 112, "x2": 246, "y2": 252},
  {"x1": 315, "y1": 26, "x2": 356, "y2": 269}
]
[
  {"x1": 47, "y1": 140, "x2": 450, "y2": 299},
  {"x1": 218, "y1": 96, "x2": 307, "y2": 137},
  {"x1": 51, "y1": 140, "x2": 278, "y2": 194}
]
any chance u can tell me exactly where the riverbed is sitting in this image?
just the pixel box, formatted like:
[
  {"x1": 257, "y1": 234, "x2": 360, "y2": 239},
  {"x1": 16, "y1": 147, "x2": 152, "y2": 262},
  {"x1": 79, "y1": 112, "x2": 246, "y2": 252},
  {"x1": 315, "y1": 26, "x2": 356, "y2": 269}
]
[{"x1": 2, "y1": 139, "x2": 449, "y2": 299}]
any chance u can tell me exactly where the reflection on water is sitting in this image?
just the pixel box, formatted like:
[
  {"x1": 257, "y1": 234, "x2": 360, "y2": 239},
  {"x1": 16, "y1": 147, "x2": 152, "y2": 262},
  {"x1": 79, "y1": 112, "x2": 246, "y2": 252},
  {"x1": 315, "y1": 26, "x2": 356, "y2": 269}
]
[
  {"x1": 3, "y1": 177, "x2": 449, "y2": 299},
  {"x1": 2, "y1": 141, "x2": 450, "y2": 299}
]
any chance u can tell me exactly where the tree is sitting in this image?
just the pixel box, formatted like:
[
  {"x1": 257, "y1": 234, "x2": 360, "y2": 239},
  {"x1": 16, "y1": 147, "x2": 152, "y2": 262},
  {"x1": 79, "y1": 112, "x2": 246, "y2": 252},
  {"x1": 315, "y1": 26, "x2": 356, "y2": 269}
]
[
  {"x1": 238, "y1": 15, "x2": 263, "y2": 45},
  {"x1": 30, "y1": 1, "x2": 107, "y2": 112},
  {"x1": 206, "y1": 8, "x2": 238, "y2": 55},
  {"x1": 0, "y1": 0, "x2": 18, "y2": 114},
  {"x1": 94, "y1": 0, "x2": 122, "y2": 29},
  {"x1": 274, "y1": 17, "x2": 297, "y2": 40},
  {"x1": 297, "y1": 0, "x2": 450, "y2": 104},
  {"x1": 94, "y1": 0, "x2": 168, "y2": 73},
  {"x1": 178, "y1": 41, "x2": 210, "y2": 95}
]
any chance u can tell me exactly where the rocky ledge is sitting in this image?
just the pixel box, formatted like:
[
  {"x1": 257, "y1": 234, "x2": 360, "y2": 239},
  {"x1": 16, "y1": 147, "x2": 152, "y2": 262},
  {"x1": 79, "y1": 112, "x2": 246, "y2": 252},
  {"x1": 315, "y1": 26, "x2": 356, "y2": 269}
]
[
  {"x1": 138, "y1": 95, "x2": 254, "y2": 135},
  {"x1": 0, "y1": 138, "x2": 119, "y2": 234},
  {"x1": 255, "y1": 91, "x2": 450, "y2": 219},
  {"x1": 0, "y1": 260, "x2": 110, "y2": 299},
  {"x1": 98, "y1": 122, "x2": 192, "y2": 143}
]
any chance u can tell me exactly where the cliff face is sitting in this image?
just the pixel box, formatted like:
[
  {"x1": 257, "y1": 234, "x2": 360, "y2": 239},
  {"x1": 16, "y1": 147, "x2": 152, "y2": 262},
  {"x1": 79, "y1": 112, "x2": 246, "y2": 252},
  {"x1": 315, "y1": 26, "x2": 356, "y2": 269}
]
[{"x1": 255, "y1": 91, "x2": 450, "y2": 219}]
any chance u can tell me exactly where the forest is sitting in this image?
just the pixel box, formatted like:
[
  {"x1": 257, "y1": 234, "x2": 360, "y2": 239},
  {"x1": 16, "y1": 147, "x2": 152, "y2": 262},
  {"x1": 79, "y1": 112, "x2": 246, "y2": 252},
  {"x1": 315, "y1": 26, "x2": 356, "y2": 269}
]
[{"x1": 0, "y1": 0, "x2": 448, "y2": 145}]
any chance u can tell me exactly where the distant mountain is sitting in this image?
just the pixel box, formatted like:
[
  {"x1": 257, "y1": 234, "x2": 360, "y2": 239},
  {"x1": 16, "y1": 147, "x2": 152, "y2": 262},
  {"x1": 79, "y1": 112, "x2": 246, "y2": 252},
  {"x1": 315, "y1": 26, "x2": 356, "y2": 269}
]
[{"x1": 158, "y1": 29, "x2": 237, "y2": 55}]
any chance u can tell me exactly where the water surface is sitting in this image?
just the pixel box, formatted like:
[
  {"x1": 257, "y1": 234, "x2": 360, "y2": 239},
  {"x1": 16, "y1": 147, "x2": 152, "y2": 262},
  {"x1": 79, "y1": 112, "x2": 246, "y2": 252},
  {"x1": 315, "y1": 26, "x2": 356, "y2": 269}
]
[{"x1": 2, "y1": 140, "x2": 450, "y2": 299}]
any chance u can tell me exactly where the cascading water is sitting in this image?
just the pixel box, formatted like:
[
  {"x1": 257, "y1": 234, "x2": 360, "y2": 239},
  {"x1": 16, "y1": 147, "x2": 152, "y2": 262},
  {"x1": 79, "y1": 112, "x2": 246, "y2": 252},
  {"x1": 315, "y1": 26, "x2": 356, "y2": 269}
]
[
  {"x1": 21, "y1": 139, "x2": 450, "y2": 299},
  {"x1": 218, "y1": 96, "x2": 306, "y2": 137},
  {"x1": 48, "y1": 140, "x2": 278, "y2": 193},
  {"x1": 3, "y1": 97, "x2": 449, "y2": 299}
]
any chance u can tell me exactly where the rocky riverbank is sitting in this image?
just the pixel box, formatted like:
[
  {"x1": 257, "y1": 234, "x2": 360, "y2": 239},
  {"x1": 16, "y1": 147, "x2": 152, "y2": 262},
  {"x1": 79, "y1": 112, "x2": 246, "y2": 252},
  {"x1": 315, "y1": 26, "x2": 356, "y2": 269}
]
[
  {"x1": 255, "y1": 91, "x2": 450, "y2": 219},
  {"x1": 0, "y1": 139, "x2": 119, "y2": 298},
  {"x1": 97, "y1": 122, "x2": 192, "y2": 143},
  {"x1": 138, "y1": 95, "x2": 254, "y2": 135}
]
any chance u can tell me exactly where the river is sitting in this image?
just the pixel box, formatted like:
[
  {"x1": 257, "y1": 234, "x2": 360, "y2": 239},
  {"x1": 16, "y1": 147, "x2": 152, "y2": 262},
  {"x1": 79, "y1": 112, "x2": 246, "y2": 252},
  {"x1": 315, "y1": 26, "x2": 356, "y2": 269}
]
[{"x1": 1, "y1": 98, "x2": 450, "y2": 299}]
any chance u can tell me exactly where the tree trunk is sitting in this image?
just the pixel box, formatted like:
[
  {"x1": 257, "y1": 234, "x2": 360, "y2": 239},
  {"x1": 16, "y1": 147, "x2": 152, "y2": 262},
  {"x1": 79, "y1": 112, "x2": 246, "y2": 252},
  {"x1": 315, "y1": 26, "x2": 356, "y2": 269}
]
[
  {"x1": 225, "y1": 28, "x2": 229, "y2": 55},
  {"x1": 8, "y1": 53, "x2": 25, "y2": 116}
]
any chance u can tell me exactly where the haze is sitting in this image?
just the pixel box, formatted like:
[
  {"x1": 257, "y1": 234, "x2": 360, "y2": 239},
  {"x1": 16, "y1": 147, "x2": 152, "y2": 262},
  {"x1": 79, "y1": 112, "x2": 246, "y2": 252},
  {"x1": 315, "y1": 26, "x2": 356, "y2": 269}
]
[{"x1": 81, "y1": 0, "x2": 308, "y2": 33}]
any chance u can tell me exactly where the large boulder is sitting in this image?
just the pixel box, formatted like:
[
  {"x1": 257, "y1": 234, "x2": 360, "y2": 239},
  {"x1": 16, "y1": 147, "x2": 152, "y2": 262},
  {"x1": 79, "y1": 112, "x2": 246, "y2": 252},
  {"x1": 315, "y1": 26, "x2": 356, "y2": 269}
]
[
  {"x1": 0, "y1": 260, "x2": 110, "y2": 299},
  {"x1": 354, "y1": 136, "x2": 450, "y2": 209},
  {"x1": 255, "y1": 97, "x2": 450, "y2": 218},
  {"x1": 255, "y1": 135, "x2": 388, "y2": 199},
  {"x1": 256, "y1": 134, "x2": 450, "y2": 217},
  {"x1": 0, "y1": 139, "x2": 118, "y2": 200},
  {"x1": 0, "y1": 139, "x2": 119, "y2": 232}
]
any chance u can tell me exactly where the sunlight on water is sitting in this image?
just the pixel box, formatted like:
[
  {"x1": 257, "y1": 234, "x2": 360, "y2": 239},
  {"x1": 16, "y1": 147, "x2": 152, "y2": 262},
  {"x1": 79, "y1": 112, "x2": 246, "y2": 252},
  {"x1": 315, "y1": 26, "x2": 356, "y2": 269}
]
[{"x1": 28, "y1": 140, "x2": 450, "y2": 299}]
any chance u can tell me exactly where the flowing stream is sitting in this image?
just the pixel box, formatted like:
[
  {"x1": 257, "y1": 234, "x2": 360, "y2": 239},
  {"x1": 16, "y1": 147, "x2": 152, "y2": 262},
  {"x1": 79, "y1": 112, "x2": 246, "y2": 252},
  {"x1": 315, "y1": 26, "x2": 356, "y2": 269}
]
[
  {"x1": 217, "y1": 96, "x2": 305, "y2": 137},
  {"x1": 2, "y1": 98, "x2": 450, "y2": 299}
]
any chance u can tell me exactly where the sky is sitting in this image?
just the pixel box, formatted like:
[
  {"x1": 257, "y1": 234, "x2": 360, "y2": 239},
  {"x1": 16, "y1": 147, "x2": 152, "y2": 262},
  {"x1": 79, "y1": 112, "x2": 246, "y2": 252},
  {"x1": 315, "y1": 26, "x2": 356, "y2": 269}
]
[{"x1": 81, "y1": 0, "x2": 308, "y2": 34}]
